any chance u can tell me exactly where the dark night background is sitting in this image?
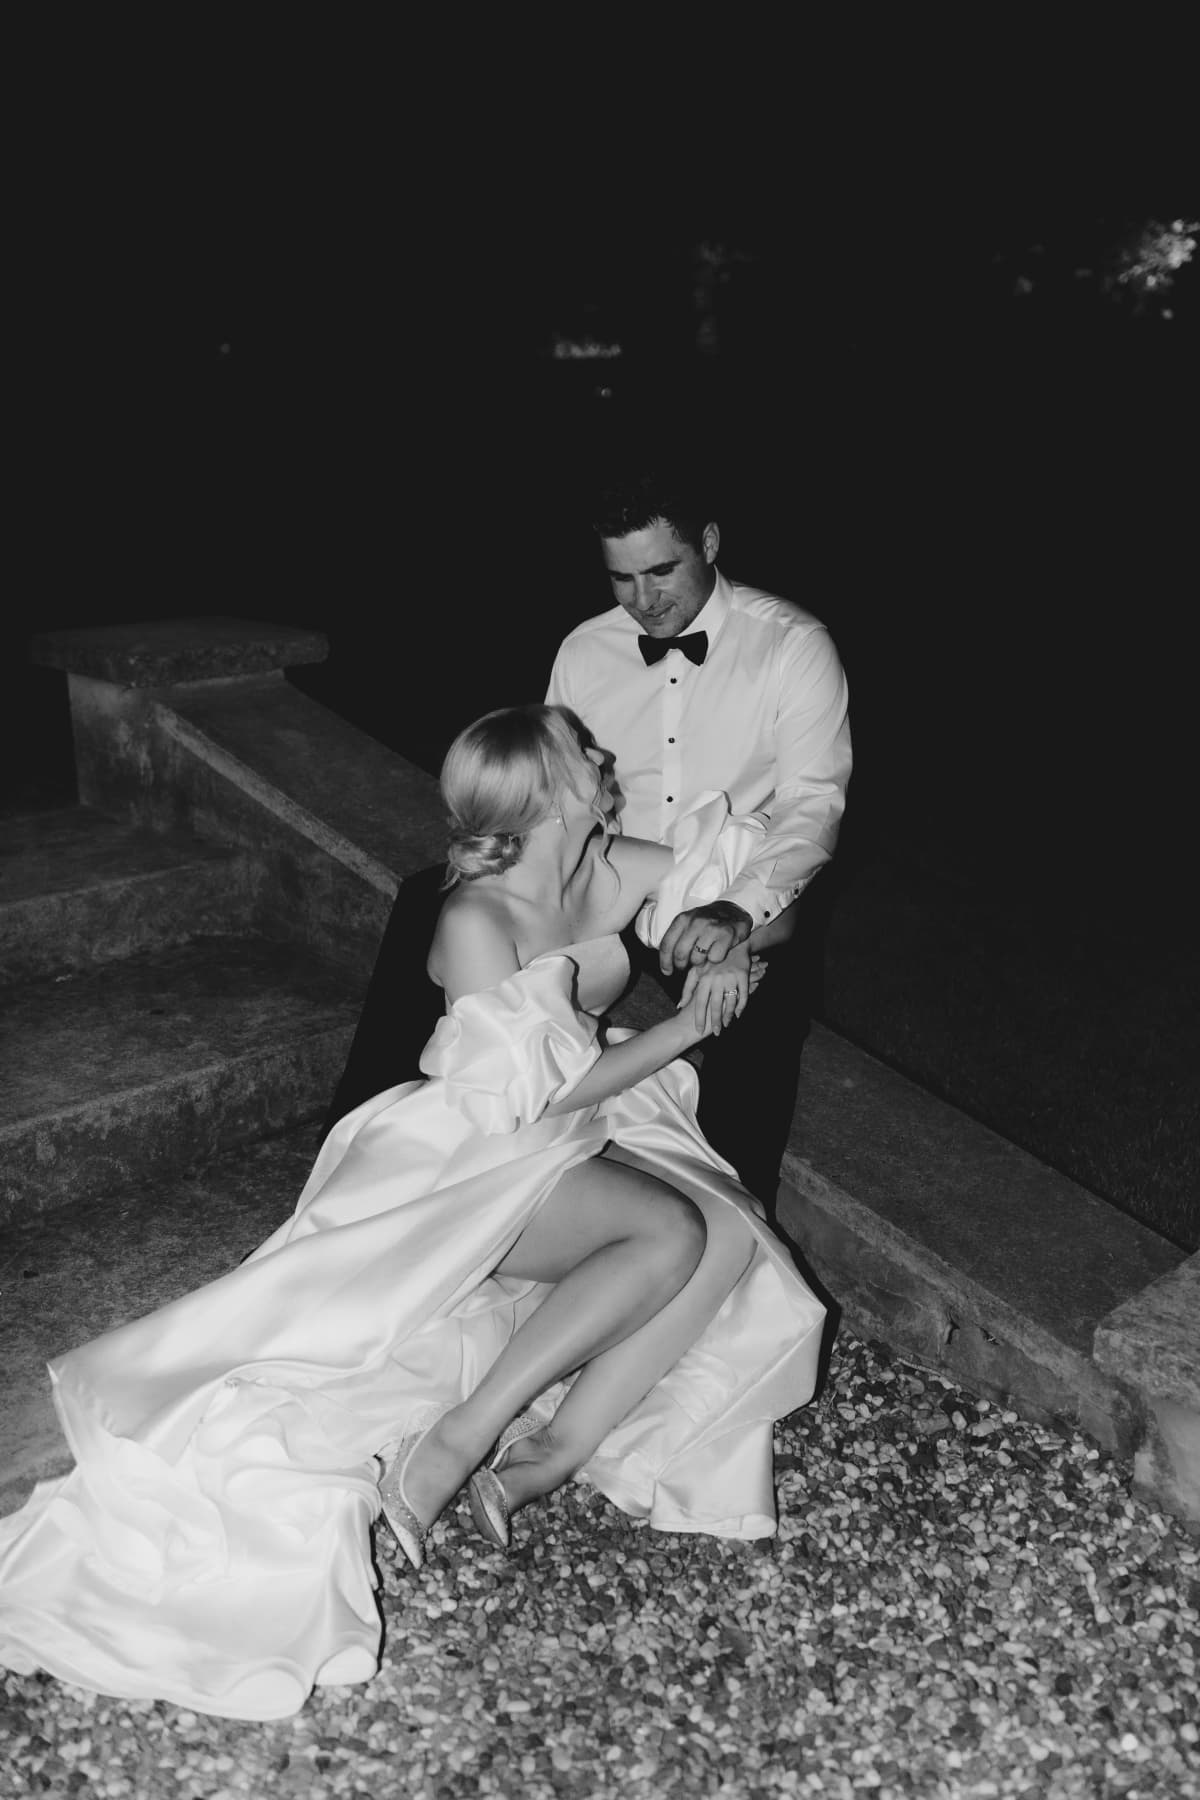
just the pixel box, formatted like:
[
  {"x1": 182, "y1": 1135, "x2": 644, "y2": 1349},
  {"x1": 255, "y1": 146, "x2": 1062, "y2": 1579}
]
[
  {"x1": 10, "y1": 26, "x2": 1194, "y2": 859},
  {"x1": 6, "y1": 25, "x2": 1196, "y2": 1242}
]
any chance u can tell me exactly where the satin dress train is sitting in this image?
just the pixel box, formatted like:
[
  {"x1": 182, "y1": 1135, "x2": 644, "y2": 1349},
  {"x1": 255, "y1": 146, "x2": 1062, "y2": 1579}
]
[{"x1": 0, "y1": 798, "x2": 826, "y2": 1718}]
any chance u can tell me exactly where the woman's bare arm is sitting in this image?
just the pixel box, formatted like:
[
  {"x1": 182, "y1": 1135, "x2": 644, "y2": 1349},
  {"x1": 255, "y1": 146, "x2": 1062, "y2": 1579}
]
[
  {"x1": 544, "y1": 1008, "x2": 704, "y2": 1117},
  {"x1": 585, "y1": 835, "x2": 674, "y2": 936}
]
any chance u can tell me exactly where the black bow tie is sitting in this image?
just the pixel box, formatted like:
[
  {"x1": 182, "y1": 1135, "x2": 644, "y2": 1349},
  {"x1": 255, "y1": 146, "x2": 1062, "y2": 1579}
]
[{"x1": 638, "y1": 631, "x2": 708, "y2": 668}]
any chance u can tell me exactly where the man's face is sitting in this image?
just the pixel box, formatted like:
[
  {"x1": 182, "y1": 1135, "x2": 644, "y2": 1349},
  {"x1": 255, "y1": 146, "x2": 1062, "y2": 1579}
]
[{"x1": 600, "y1": 517, "x2": 719, "y2": 639}]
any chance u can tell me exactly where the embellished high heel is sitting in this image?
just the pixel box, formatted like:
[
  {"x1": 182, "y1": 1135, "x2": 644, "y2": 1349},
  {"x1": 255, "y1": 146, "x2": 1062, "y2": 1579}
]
[
  {"x1": 467, "y1": 1412, "x2": 542, "y2": 1550},
  {"x1": 378, "y1": 1401, "x2": 452, "y2": 1569}
]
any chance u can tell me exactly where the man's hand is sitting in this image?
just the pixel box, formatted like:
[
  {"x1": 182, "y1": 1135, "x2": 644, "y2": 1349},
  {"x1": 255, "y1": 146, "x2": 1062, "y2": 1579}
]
[{"x1": 659, "y1": 902, "x2": 753, "y2": 975}]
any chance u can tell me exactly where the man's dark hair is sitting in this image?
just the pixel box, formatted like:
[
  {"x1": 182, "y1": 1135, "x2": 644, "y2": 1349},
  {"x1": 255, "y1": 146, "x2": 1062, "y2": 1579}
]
[{"x1": 591, "y1": 468, "x2": 716, "y2": 554}]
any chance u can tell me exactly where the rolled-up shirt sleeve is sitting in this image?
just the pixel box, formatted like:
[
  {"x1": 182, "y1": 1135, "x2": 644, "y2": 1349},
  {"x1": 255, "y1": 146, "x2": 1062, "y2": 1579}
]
[
  {"x1": 634, "y1": 794, "x2": 767, "y2": 948},
  {"x1": 717, "y1": 624, "x2": 852, "y2": 925}
]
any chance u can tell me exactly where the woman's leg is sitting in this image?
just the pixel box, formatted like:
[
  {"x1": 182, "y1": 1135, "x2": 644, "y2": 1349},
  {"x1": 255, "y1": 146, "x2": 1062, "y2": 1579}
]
[
  {"x1": 499, "y1": 1153, "x2": 756, "y2": 1512},
  {"x1": 396, "y1": 1156, "x2": 706, "y2": 1525}
]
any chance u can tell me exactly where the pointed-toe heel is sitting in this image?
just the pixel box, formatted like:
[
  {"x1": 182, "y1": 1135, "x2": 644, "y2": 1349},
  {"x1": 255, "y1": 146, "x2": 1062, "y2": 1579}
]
[
  {"x1": 490, "y1": 1411, "x2": 541, "y2": 1468},
  {"x1": 466, "y1": 1412, "x2": 543, "y2": 1551},
  {"x1": 378, "y1": 1401, "x2": 451, "y2": 1570},
  {"x1": 467, "y1": 1465, "x2": 511, "y2": 1549}
]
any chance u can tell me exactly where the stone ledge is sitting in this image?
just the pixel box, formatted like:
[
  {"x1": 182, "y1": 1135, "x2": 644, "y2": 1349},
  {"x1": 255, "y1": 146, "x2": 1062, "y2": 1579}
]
[
  {"x1": 774, "y1": 1027, "x2": 1187, "y2": 1477},
  {"x1": 30, "y1": 617, "x2": 328, "y2": 688},
  {"x1": 778, "y1": 1156, "x2": 1145, "y2": 1458},
  {"x1": 1093, "y1": 1252, "x2": 1200, "y2": 1409},
  {"x1": 60, "y1": 672, "x2": 447, "y2": 978},
  {"x1": 782, "y1": 1026, "x2": 1183, "y2": 1356},
  {"x1": 1128, "y1": 1399, "x2": 1200, "y2": 1534},
  {"x1": 164, "y1": 676, "x2": 448, "y2": 885}
]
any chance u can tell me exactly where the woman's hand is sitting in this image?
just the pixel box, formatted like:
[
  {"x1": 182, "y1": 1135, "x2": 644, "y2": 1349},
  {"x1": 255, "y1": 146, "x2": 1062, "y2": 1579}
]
[{"x1": 677, "y1": 947, "x2": 767, "y2": 1038}]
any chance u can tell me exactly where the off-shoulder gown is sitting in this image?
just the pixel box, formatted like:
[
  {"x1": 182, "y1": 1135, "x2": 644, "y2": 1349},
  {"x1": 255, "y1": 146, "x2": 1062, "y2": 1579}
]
[{"x1": 0, "y1": 798, "x2": 826, "y2": 1719}]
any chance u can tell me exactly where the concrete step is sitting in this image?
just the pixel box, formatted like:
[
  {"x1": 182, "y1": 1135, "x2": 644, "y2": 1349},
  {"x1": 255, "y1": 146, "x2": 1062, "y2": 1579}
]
[
  {"x1": 0, "y1": 806, "x2": 257, "y2": 983},
  {"x1": 0, "y1": 935, "x2": 360, "y2": 1226},
  {"x1": 0, "y1": 1120, "x2": 326, "y2": 1517}
]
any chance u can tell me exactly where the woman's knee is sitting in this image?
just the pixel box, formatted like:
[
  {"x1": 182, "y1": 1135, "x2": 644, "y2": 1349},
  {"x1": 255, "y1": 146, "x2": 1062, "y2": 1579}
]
[
  {"x1": 633, "y1": 1180, "x2": 707, "y2": 1284},
  {"x1": 695, "y1": 1198, "x2": 755, "y2": 1288}
]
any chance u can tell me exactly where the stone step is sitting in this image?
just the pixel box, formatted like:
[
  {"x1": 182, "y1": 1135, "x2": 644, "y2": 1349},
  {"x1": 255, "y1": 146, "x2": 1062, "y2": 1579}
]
[
  {"x1": 0, "y1": 805, "x2": 258, "y2": 983},
  {"x1": 0, "y1": 1119, "x2": 327, "y2": 1517},
  {"x1": 0, "y1": 935, "x2": 360, "y2": 1227}
]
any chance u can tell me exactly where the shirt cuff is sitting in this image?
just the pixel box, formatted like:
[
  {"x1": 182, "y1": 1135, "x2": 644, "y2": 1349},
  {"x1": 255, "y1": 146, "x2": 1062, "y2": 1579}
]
[{"x1": 719, "y1": 876, "x2": 808, "y2": 926}]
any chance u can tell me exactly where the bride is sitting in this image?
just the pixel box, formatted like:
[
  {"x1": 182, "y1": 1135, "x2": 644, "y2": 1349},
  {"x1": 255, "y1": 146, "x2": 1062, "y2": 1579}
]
[{"x1": 0, "y1": 704, "x2": 826, "y2": 1720}]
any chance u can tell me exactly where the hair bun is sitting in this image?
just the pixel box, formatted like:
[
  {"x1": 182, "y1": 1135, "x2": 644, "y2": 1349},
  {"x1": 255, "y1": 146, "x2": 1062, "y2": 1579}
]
[{"x1": 445, "y1": 828, "x2": 525, "y2": 885}]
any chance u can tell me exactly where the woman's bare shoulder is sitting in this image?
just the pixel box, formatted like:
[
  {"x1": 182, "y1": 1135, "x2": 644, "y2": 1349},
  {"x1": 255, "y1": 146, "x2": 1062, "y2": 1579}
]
[
  {"x1": 606, "y1": 833, "x2": 673, "y2": 900},
  {"x1": 429, "y1": 886, "x2": 522, "y2": 1000}
]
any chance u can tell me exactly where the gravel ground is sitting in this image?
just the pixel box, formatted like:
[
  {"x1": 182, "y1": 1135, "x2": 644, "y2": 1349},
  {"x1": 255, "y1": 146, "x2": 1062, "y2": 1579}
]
[{"x1": 2, "y1": 1333, "x2": 1197, "y2": 1800}]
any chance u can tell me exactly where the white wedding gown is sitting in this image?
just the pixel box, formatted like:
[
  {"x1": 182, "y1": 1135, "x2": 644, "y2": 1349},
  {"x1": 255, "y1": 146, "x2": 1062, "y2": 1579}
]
[{"x1": 0, "y1": 798, "x2": 826, "y2": 1719}]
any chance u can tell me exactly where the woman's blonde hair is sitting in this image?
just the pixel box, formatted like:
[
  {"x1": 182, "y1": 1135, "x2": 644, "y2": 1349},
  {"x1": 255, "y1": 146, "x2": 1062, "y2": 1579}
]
[{"x1": 440, "y1": 704, "x2": 606, "y2": 887}]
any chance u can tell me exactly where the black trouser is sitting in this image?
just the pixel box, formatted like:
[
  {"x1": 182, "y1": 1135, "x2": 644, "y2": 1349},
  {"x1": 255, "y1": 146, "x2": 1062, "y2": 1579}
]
[
  {"x1": 621, "y1": 924, "x2": 813, "y2": 1219},
  {"x1": 323, "y1": 864, "x2": 449, "y2": 1137}
]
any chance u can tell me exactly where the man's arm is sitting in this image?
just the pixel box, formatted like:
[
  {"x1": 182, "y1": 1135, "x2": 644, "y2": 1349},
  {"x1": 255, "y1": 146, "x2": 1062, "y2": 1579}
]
[
  {"x1": 659, "y1": 624, "x2": 851, "y2": 972},
  {"x1": 717, "y1": 622, "x2": 851, "y2": 926}
]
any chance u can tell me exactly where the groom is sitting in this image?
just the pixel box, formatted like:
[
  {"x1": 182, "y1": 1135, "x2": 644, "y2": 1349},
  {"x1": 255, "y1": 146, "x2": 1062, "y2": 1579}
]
[{"x1": 543, "y1": 467, "x2": 852, "y2": 1213}]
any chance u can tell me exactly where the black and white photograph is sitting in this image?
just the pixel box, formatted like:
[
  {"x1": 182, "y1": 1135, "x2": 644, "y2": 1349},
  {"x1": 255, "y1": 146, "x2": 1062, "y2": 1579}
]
[{"x1": 2, "y1": 19, "x2": 1197, "y2": 1799}]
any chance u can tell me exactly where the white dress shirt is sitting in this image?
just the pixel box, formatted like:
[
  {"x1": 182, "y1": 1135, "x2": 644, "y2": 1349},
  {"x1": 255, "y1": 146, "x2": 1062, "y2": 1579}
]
[{"x1": 545, "y1": 569, "x2": 852, "y2": 926}]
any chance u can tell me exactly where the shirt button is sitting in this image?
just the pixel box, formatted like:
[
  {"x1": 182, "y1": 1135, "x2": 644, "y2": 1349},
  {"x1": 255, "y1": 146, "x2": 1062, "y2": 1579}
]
[
  {"x1": 669, "y1": 677, "x2": 677, "y2": 685},
  {"x1": 667, "y1": 795, "x2": 674, "y2": 803},
  {"x1": 667, "y1": 736, "x2": 675, "y2": 744}
]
